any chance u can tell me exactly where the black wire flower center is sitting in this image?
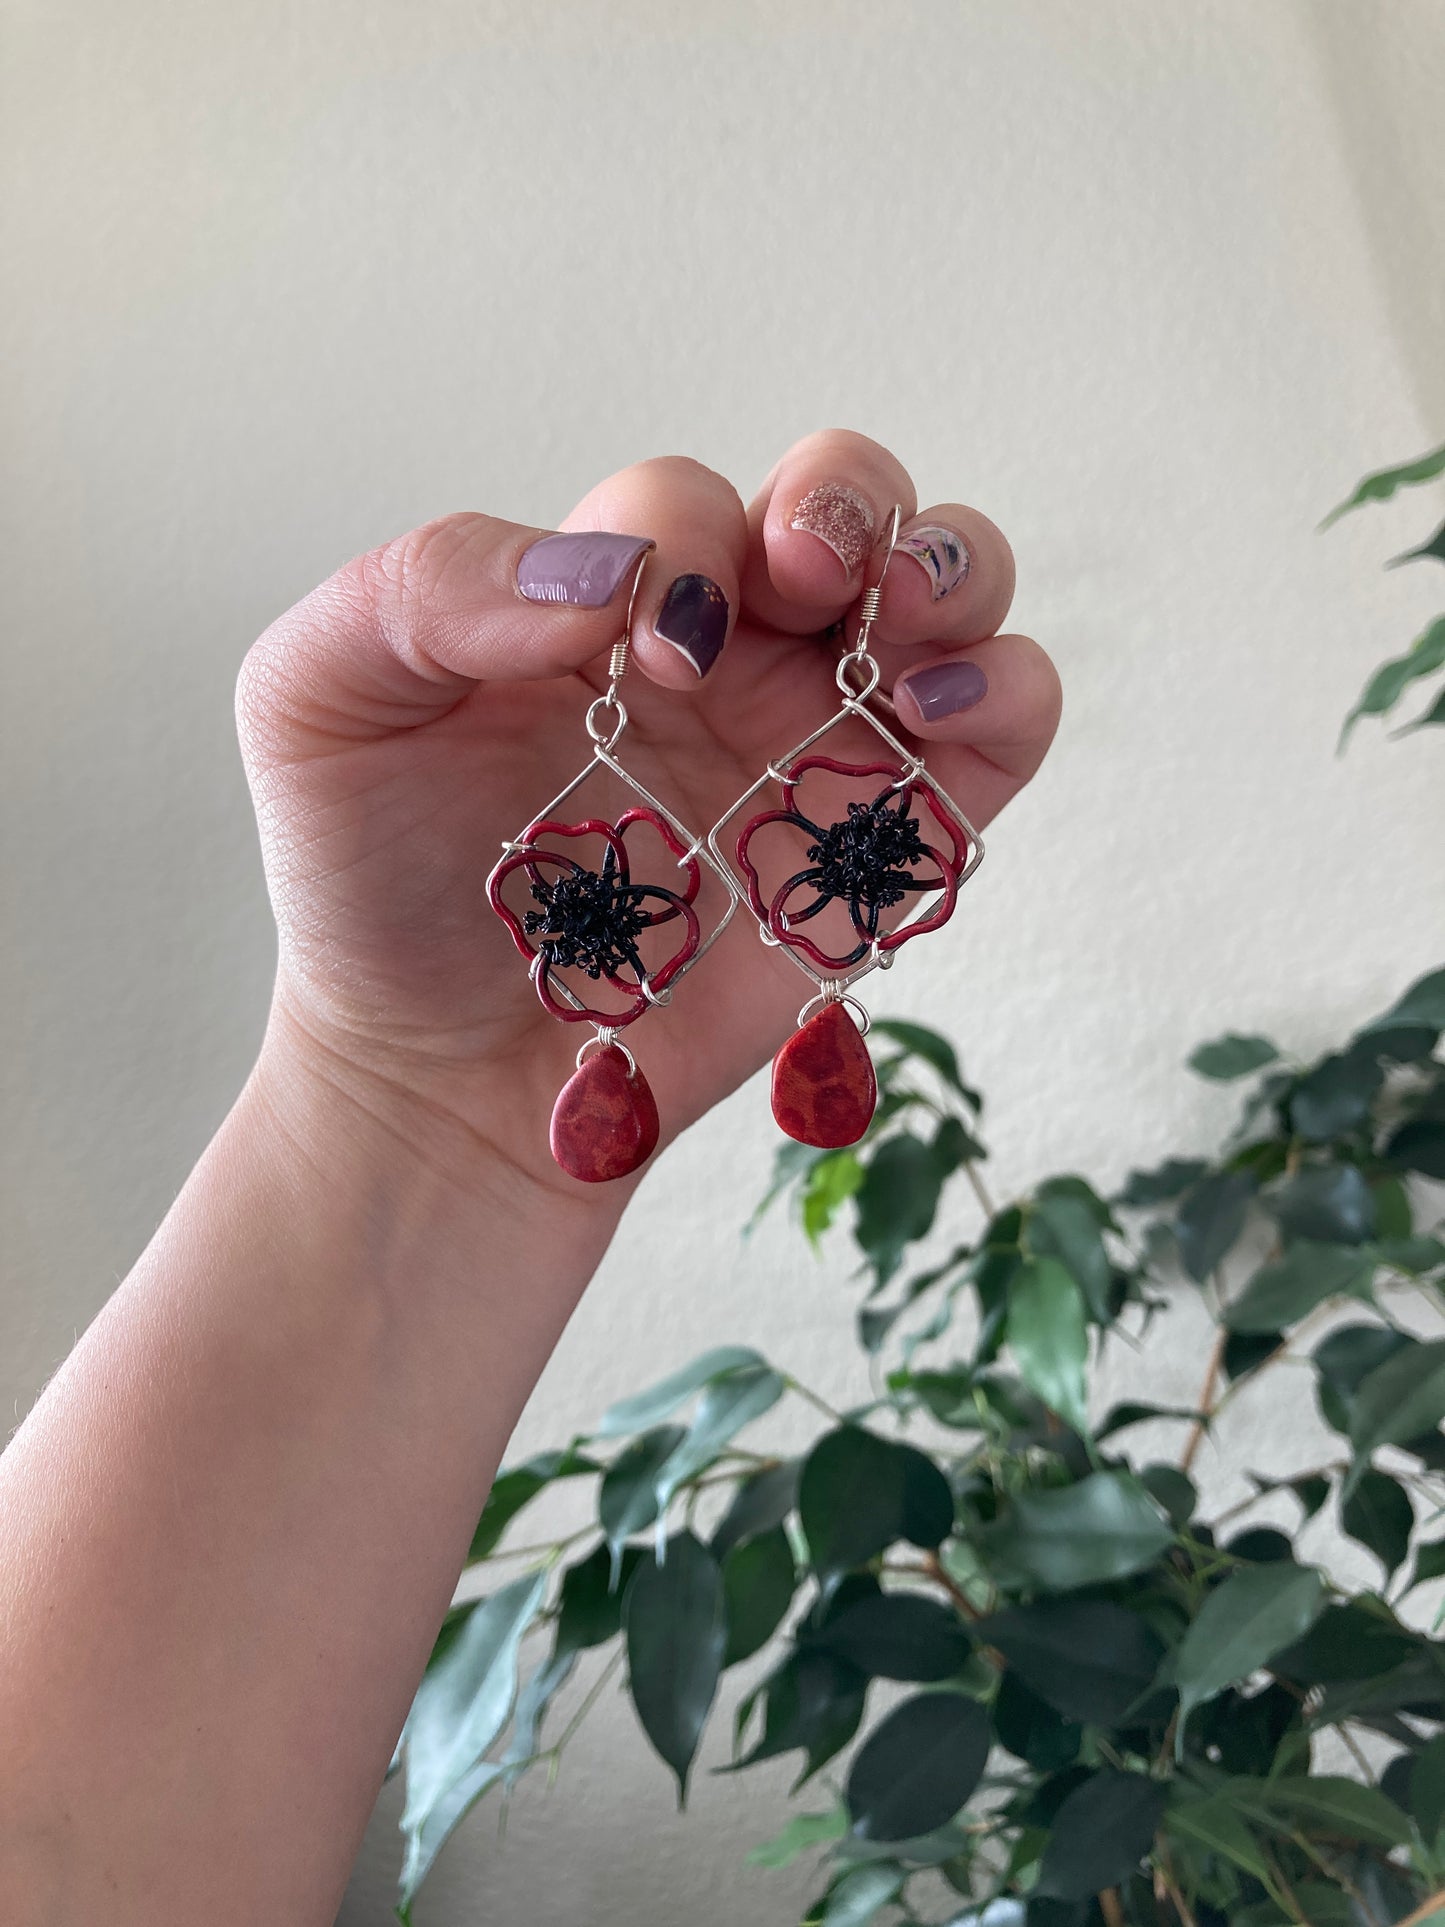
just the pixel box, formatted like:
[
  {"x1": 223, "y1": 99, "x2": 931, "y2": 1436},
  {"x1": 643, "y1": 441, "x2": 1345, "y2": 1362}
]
[
  {"x1": 804, "y1": 789, "x2": 929, "y2": 914},
  {"x1": 523, "y1": 858, "x2": 649, "y2": 981}
]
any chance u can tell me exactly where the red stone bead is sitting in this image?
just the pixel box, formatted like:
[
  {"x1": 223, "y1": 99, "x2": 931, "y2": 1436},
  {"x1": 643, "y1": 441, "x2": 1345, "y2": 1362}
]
[
  {"x1": 771, "y1": 1001, "x2": 876, "y2": 1149},
  {"x1": 550, "y1": 1045, "x2": 660, "y2": 1183}
]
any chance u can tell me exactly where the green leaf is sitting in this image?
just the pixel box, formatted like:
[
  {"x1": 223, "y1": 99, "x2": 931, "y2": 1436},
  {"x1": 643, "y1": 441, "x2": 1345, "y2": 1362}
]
[
  {"x1": 1387, "y1": 512, "x2": 1445, "y2": 568},
  {"x1": 1341, "y1": 614, "x2": 1445, "y2": 744},
  {"x1": 979, "y1": 1472, "x2": 1173, "y2": 1593},
  {"x1": 854, "y1": 1133, "x2": 947, "y2": 1286},
  {"x1": 1341, "y1": 1469, "x2": 1415, "y2": 1578},
  {"x1": 1006, "y1": 1259, "x2": 1089, "y2": 1436},
  {"x1": 978, "y1": 1600, "x2": 1165, "y2": 1726},
  {"x1": 1226, "y1": 1242, "x2": 1375, "y2": 1333},
  {"x1": 1315, "y1": 1323, "x2": 1411, "y2": 1422},
  {"x1": 1255, "y1": 1774, "x2": 1411, "y2": 1847},
  {"x1": 711, "y1": 1460, "x2": 799, "y2": 1561},
  {"x1": 500, "y1": 1650, "x2": 574, "y2": 1786},
  {"x1": 1347, "y1": 1338, "x2": 1445, "y2": 1473},
  {"x1": 1036, "y1": 1768, "x2": 1166, "y2": 1901},
  {"x1": 1412, "y1": 1733, "x2": 1445, "y2": 1844},
  {"x1": 1170, "y1": 1561, "x2": 1325, "y2": 1736},
  {"x1": 801, "y1": 1150, "x2": 867, "y2": 1245},
  {"x1": 734, "y1": 1648, "x2": 868, "y2": 1780},
  {"x1": 1117, "y1": 1157, "x2": 1210, "y2": 1208},
  {"x1": 397, "y1": 1755, "x2": 504, "y2": 1911},
  {"x1": 467, "y1": 1445, "x2": 597, "y2": 1561},
  {"x1": 1176, "y1": 1171, "x2": 1255, "y2": 1281},
  {"x1": 799, "y1": 1427, "x2": 954, "y2": 1590},
  {"x1": 1321, "y1": 441, "x2": 1445, "y2": 524},
  {"x1": 1289, "y1": 1051, "x2": 1385, "y2": 1141},
  {"x1": 652, "y1": 1364, "x2": 784, "y2": 1532},
  {"x1": 1272, "y1": 1601, "x2": 1420, "y2": 1683},
  {"x1": 817, "y1": 1863, "x2": 904, "y2": 1927},
  {"x1": 400, "y1": 1566, "x2": 547, "y2": 1887},
  {"x1": 1387, "y1": 1119, "x2": 1445, "y2": 1181},
  {"x1": 598, "y1": 1424, "x2": 686, "y2": 1579},
  {"x1": 1165, "y1": 1790, "x2": 1270, "y2": 1881},
  {"x1": 624, "y1": 1531, "x2": 725, "y2": 1802},
  {"x1": 745, "y1": 1803, "x2": 848, "y2": 1870},
  {"x1": 1397, "y1": 681, "x2": 1445, "y2": 733},
  {"x1": 1361, "y1": 965, "x2": 1445, "y2": 1037},
  {"x1": 1138, "y1": 1463, "x2": 1198, "y2": 1529},
  {"x1": 1189, "y1": 1034, "x2": 1280, "y2": 1080},
  {"x1": 596, "y1": 1346, "x2": 766, "y2": 1438},
  {"x1": 845, "y1": 1691, "x2": 991, "y2": 1841},
  {"x1": 1028, "y1": 1192, "x2": 1113, "y2": 1323},
  {"x1": 1271, "y1": 1163, "x2": 1375, "y2": 1246},
  {"x1": 870, "y1": 1020, "x2": 981, "y2": 1108},
  {"x1": 554, "y1": 1542, "x2": 644, "y2": 1656},
  {"x1": 809, "y1": 1590, "x2": 971, "y2": 1681},
  {"x1": 1407, "y1": 1538, "x2": 1445, "y2": 1595},
  {"x1": 751, "y1": 1138, "x2": 829, "y2": 1229},
  {"x1": 722, "y1": 1526, "x2": 796, "y2": 1666}
]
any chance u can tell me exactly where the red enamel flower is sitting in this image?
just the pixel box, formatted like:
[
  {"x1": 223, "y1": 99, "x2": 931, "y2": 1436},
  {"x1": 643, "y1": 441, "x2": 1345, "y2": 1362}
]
[
  {"x1": 488, "y1": 806, "x2": 701, "y2": 1026},
  {"x1": 735, "y1": 755, "x2": 970, "y2": 973}
]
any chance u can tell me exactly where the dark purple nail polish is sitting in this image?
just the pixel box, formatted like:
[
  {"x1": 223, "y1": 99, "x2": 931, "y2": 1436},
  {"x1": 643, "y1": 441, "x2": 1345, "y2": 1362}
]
[
  {"x1": 517, "y1": 531, "x2": 654, "y2": 607},
  {"x1": 900, "y1": 659, "x2": 988, "y2": 722},
  {"x1": 655, "y1": 573, "x2": 729, "y2": 677}
]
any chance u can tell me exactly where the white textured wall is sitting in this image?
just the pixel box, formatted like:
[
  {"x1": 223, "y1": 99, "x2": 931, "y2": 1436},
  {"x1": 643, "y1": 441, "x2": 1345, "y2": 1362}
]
[{"x1": 3, "y1": 4, "x2": 1444, "y2": 1923}]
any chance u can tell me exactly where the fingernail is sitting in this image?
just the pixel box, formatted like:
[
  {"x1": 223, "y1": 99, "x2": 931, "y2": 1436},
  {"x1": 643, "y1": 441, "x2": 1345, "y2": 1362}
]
[
  {"x1": 896, "y1": 525, "x2": 971, "y2": 601},
  {"x1": 655, "y1": 572, "x2": 730, "y2": 677},
  {"x1": 517, "y1": 531, "x2": 654, "y2": 607},
  {"x1": 900, "y1": 659, "x2": 988, "y2": 722},
  {"x1": 790, "y1": 483, "x2": 876, "y2": 575}
]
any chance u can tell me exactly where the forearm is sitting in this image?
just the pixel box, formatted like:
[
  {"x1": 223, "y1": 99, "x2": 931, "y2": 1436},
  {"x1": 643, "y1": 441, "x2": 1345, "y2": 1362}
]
[{"x1": 0, "y1": 1016, "x2": 619, "y2": 1925}]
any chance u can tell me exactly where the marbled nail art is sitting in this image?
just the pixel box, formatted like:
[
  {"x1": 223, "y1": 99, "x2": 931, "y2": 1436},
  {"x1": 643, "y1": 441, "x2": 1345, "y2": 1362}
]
[
  {"x1": 896, "y1": 525, "x2": 971, "y2": 601},
  {"x1": 790, "y1": 484, "x2": 876, "y2": 575}
]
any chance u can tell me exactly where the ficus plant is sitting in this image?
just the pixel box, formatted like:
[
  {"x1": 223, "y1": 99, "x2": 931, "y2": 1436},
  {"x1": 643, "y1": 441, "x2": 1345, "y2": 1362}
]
[{"x1": 388, "y1": 447, "x2": 1445, "y2": 1927}]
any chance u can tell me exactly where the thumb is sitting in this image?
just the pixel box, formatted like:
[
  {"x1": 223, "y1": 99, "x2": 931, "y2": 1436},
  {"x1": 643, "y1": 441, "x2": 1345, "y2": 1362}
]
[{"x1": 237, "y1": 512, "x2": 654, "y2": 758}]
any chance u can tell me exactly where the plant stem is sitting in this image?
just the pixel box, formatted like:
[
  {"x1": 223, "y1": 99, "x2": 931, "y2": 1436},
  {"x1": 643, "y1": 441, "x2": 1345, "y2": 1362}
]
[
  {"x1": 1396, "y1": 1888, "x2": 1445, "y2": 1927},
  {"x1": 785, "y1": 1374, "x2": 846, "y2": 1426},
  {"x1": 1154, "y1": 1840, "x2": 1199, "y2": 1927},
  {"x1": 922, "y1": 1549, "x2": 983, "y2": 1622},
  {"x1": 1180, "y1": 1324, "x2": 1228, "y2": 1474},
  {"x1": 1099, "y1": 1889, "x2": 1125, "y2": 1927},
  {"x1": 962, "y1": 1158, "x2": 998, "y2": 1221},
  {"x1": 546, "y1": 1647, "x2": 623, "y2": 1770}
]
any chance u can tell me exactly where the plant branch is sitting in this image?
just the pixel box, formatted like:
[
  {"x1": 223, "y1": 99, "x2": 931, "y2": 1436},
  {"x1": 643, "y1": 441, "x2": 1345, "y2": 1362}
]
[
  {"x1": 1396, "y1": 1889, "x2": 1445, "y2": 1927},
  {"x1": 785, "y1": 1374, "x2": 846, "y2": 1426},
  {"x1": 1180, "y1": 1324, "x2": 1228, "y2": 1474},
  {"x1": 962, "y1": 1157, "x2": 998, "y2": 1221}
]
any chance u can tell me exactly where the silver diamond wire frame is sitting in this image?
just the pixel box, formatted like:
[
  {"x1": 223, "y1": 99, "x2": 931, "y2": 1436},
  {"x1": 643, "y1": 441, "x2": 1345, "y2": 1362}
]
[
  {"x1": 486, "y1": 739, "x2": 739, "y2": 1023},
  {"x1": 706, "y1": 692, "x2": 985, "y2": 1002}
]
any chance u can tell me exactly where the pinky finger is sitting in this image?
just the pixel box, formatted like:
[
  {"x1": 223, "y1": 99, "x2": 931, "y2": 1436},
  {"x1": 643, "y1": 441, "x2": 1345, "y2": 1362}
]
[{"x1": 891, "y1": 634, "x2": 1062, "y2": 828}]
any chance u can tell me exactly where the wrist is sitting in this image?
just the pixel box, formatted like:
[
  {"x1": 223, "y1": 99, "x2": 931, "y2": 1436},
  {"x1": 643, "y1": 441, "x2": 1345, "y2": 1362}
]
[{"x1": 244, "y1": 994, "x2": 626, "y2": 1317}]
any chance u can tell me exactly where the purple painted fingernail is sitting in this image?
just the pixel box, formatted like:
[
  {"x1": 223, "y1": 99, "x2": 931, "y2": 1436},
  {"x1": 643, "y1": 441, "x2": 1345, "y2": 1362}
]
[
  {"x1": 517, "y1": 531, "x2": 654, "y2": 606},
  {"x1": 897, "y1": 525, "x2": 972, "y2": 601},
  {"x1": 790, "y1": 483, "x2": 876, "y2": 575},
  {"x1": 900, "y1": 659, "x2": 988, "y2": 722},
  {"x1": 655, "y1": 573, "x2": 729, "y2": 677}
]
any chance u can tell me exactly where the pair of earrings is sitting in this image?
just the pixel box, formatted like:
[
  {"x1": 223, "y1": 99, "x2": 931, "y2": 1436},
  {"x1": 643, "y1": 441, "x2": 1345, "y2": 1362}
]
[{"x1": 486, "y1": 510, "x2": 984, "y2": 1183}]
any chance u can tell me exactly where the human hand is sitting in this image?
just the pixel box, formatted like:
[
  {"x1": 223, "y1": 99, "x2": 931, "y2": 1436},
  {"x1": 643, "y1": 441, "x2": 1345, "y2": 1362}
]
[{"x1": 237, "y1": 431, "x2": 1060, "y2": 1203}]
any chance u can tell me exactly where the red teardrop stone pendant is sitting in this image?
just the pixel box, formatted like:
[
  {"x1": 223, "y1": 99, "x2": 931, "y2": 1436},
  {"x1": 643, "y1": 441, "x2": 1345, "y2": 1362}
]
[
  {"x1": 550, "y1": 1045, "x2": 661, "y2": 1183},
  {"x1": 771, "y1": 1001, "x2": 877, "y2": 1149}
]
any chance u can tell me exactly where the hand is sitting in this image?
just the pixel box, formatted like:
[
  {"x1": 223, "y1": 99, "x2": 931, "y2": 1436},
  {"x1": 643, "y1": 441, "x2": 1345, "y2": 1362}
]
[{"x1": 238, "y1": 431, "x2": 1060, "y2": 1200}]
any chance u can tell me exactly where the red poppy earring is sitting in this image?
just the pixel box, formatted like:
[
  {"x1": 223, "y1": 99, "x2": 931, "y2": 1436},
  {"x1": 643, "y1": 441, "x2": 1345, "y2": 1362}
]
[
  {"x1": 487, "y1": 546, "x2": 736, "y2": 1183},
  {"x1": 708, "y1": 508, "x2": 983, "y2": 1149}
]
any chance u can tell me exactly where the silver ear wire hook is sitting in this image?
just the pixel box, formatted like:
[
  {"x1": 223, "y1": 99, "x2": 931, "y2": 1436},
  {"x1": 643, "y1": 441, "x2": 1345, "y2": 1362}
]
[
  {"x1": 585, "y1": 542, "x2": 655, "y2": 748},
  {"x1": 835, "y1": 502, "x2": 904, "y2": 703}
]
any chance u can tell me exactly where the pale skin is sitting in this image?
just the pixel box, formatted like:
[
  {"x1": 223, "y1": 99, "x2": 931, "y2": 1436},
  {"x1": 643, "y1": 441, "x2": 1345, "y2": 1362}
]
[{"x1": 0, "y1": 431, "x2": 1060, "y2": 1923}]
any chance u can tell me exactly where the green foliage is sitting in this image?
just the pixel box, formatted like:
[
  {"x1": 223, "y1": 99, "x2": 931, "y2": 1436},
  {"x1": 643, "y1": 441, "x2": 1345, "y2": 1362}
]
[
  {"x1": 1329, "y1": 440, "x2": 1445, "y2": 740},
  {"x1": 391, "y1": 448, "x2": 1445, "y2": 1924}
]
